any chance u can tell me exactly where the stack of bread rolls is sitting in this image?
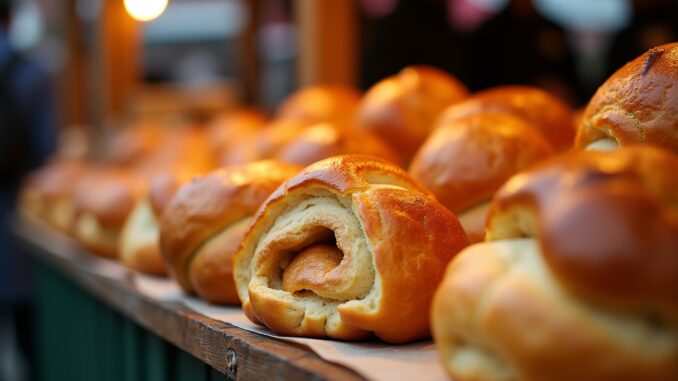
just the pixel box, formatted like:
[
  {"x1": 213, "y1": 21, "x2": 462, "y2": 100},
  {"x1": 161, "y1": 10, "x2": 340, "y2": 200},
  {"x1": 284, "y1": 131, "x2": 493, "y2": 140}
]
[{"x1": 16, "y1": 44, "x2": 678, "y2": 379}]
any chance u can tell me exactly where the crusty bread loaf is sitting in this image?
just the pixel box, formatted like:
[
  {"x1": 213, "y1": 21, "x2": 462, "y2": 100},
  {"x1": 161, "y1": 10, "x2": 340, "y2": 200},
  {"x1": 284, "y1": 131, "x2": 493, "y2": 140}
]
[
  {"x1": 432, "y1": 146, "x2": 678, "y2": 381},
  {"x1": 357, "y1": 66, "x2": 469, "y2": 163},
  {"x1": 233, "y1": 155, "x2": 469, "y2": 343},
  {"x1": 437, "y1": 85, "x2": 575, "y2": 151},
  {"x1": 159, "y1": 161, "x2": 301, "y2": 304},
  {"x1": 207, "y1": 108, "x2": 268, "y2": 165},
  {"x1": 576, "y1": 43, "x2": 678, "y2": 152},
  {"x1": 410, "y1": 112, "x2": 554, "y2": 241}
]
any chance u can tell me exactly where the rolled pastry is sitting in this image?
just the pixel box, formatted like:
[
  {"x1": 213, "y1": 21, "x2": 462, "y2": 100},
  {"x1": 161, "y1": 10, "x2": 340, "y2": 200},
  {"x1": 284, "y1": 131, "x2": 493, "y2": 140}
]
[
  {"x1": 432, "y1": 146, "x2": 678, "y2": 381},
  {"x1": 234, "y1": 155, "x2": 470, "y2": 343}
]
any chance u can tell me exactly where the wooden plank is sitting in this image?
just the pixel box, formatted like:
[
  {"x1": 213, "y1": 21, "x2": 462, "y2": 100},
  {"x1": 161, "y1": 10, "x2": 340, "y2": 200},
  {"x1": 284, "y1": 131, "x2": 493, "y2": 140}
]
[
  {"x1": 295, "y1": 0, "x2": 358, "y2": 87},
  {"x1": 14, "y1": 219, "x2": 364, "y2": 381}
]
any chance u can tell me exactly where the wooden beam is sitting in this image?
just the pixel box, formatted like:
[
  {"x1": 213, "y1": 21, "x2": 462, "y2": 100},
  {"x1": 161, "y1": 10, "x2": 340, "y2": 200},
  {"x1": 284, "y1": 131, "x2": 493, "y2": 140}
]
[{"x1": 295, "y1": 0, "x2": 358, "y2": 87}]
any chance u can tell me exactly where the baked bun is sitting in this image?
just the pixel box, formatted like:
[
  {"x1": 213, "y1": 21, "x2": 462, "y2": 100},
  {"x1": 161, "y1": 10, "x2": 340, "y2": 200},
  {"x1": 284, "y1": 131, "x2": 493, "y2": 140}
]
[
  {"x1": 409, "y1": 112, "x2": 554, "y2": 242},
  {"x1": 276, "y1": 85, "x2": 361, "y2": 125},
  {"x1": 119, "y1": 169, "x2": 198, "y2": 275},
  {"x1": 233, "y1": 155, "x2": 469, "y2": 343},
  {"x1": 357, "y1": 66, "x2": 469, "y2": 162},
  {"x1": 274, "y1": 122, "x2": 401, "y2": 167},
  {"x1": 160, "y1": 161, "x2": 301, "y2": 304},
  {"x1": 19, "y1": 158, "x2": 87, "y2": 232},
  {"x1": 208, "y1": 108, "x2": 268, "y2": 165},
  {"x1": 432, "y1": 146, "x2": 678, "y2": 381},
  {"x1": 438, "y1": 85, "x2": 575, "y2": 151},
  {"x1": 576, "y1": 43, "x2": 678, "y2": 152},
  {"x1": 73, "y1": 168, "x2": 146, "y2": 258},
  {"x1": 105, "y1": 120, "x2": 167, "y2": 166}
]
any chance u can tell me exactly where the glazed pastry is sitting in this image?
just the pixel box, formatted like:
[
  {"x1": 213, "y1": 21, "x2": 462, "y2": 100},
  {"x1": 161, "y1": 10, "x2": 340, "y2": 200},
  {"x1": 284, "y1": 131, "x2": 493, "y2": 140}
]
[
  {"x1": 410, "y1": 112, "x2": 554, "y2": 241},
  {"x1": 233, "y1": 155, "x2": 469, "y2": 343},
  {"x1": 432, "y1": 146, "x2": 678, "y2": 381},
  {"x1": 357, "y1": 66, "x2": 469, "y2": 162},
  {"x1": 160, "y1": 161, "x2": 301, "y2": 304},
  {"x1": 437, "y1": 85, "x2": 575, "y2": 151},
  {"x1": 576, "y1": 43, "x2": 678, "y2": 152}
]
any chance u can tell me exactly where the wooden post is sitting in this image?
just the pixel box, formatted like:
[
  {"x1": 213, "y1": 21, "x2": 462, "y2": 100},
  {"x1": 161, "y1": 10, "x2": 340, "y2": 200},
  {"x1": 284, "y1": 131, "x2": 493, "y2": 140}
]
[
  {"x1": 295, "y1": 0, "x2": 358, "y2": 87},
  {"x1": 240, "y1": 0, "x2": 261, "y2": 104}
]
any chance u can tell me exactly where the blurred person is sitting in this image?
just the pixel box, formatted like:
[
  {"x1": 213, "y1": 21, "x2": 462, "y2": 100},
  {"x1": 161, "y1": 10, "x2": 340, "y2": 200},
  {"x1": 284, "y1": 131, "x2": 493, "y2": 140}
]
[
  {"x1": 607, "y1": 0, "x2": 678, "y2": 77},
  {"x1": 0, "y1": 0, "x2": 56, "y2": 380},
  {"x1": 469, "y1": 0, "x2": 579, "y2": 105}
]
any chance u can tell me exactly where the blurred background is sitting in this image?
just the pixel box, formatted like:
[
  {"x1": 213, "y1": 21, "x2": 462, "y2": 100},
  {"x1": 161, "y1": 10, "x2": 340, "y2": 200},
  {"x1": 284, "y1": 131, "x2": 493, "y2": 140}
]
[{"x1": 0, "y1": 0, "x2": 677, "y2": 380}]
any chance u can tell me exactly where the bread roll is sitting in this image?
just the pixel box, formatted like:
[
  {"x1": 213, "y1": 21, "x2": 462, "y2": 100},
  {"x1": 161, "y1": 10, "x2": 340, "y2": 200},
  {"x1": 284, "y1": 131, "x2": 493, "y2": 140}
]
[
  {"x1": 73, "y1": 168, "x2": 146, "y2": 258},
  {"x1": 19, "y1": 158, "x2": 86, "y2": 232},
  {"x1": 207, "y1": 108, "x2": 268, "y2": 165},
  {"x1": 576, "y1": 43, "x2": 678, "y2": 152},
  {"x1": 410, "y1": 112, "x2": 554, "y2": 242},
  {"x1": 233, "y1": 155, "x2": 469, "y2": 343},
  {"x1": 358, "y1": 66, "x2": 469, "y2": 162},
  {"x1": 104, "y1": 120, "x2": 167, "y2": 166},
  {"x1": 276, "y1": 85, "x2": 361, "y2": 126},
  {"x1": 437, "y1": 85, "x2": 575, "y2": 151},
  {"x1": 274, "y1": 122, "x2": 401, "y2": 167},
  {"x1": 160, "y1": 161, "x2": 301, "y2": 304},
  {"x1": 432, "y1": 146, "x2": 678, "y2": 381}
]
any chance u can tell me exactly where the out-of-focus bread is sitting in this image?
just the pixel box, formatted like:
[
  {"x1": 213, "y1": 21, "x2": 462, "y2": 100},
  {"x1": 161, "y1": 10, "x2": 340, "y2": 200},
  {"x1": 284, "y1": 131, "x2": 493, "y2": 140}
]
[
  {"x1": 576, "y1": 43, "x2": 678, "y2": 152},
  {"x1": 276, "y1": 85, "x2": 361, "y2": 126},
  {"x1": 357, "y1": 66, "x2": 469, "y2": 162},
  {"x1": 410, "y1": 112, "x2": 554, "y2": 241},
  {"x1": 432, "y1": 146, "x2": 678, "y2": 381},
  {"x1": 72, "y1": 168, "x2": 146, "y2": 258},
  {"x1": 274, "y1": 122, "x2": 401, "y2": 167},
  {"x1": 207, "y1": 108, "x2": 268, "y2": 165},
  {"x1": 437, "y1": 85, "x2": 575, "y2": 151},
  {"x1": 233, "y1": 155, "x2": 469, "y2": 343},
  {"x1": 160, "y1": 161, "x2": 301, "y2": 304}
]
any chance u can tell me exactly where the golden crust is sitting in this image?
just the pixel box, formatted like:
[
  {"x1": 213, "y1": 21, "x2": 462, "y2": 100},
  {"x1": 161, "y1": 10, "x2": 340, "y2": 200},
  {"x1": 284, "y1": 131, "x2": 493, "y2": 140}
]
[
  {"x1": 159, "y1": 161, "x2": 301, "y2": 303},
  {"x1": 207, "y1": 108, "x2": 268, "y2": 165},
  {"x1": 409, "y1": 112, "x2": 554, "y2": 218},
  {"x1": 276, "y1": 85, "x2": 361, "y2": 125},
  {"x1": 576, "y1": 43, "x2": 678, "y2": 152},
  {"x1": 274, "y1": 122, "x2": 402, "y2": 167},
  {"x1": 234, "y1": 155, "x2": 469, "y2": 343},
  {"x1": 433, "y1": 146, "x2": 678, "y2": 381},
  {"x1": 438, "y1": 85, "x2": 575, "y2": 151},
  {"x1": 357, "y1": 66, "x2": 469, "y2": 162},
  {"x1": 486, "y1": 146, "x2": 678, "y2": 318}
]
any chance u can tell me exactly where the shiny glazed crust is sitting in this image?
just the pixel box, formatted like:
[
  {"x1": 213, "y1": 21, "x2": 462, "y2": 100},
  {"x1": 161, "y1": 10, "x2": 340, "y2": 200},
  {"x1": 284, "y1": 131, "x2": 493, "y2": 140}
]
[
  {"x1": 437, "y1": 85, "x2": 575, "y2": 151},
  {"x1": 159, "y1": 161, "x2": 301, "y2": 304},
  {"x1": 409, "y1": 112, "x2": 554, "y2": 240},
  {"x1": 275, "y1": 85, "x2": 361, "y2": 125},
  {"x1": 432, "y1": 146, "x2": 678, "y2": 381},
  {"x1": 357, "y1": 66, "x2": 469, "y2": 162},
  {"x1": 576, "y1": 43, "x2": 678, "y2": 152},
  {"x1": 233, "y1": 155, "x2": 469, "y2": 343}
]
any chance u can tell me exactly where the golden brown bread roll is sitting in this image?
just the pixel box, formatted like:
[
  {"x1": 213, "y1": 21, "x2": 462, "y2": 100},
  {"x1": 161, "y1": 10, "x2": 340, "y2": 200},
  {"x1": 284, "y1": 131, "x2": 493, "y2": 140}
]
[
  {"x1": 207, "y1": 108, "x2": 268, "y2": 165},
  {"x1": 276, "y1": 85, "x2": 361, "y2": 125},
  {"x1": 409, "y1": 112, "x2": 554, "y2": 242},
  {"x1": 159, "y1": 161, "x2": 301, "y2": 304},
  {"x1": 104, "y1": 120, "x2": 167, "y2": 166},
  {"x1": 233, "y1": 155, "x2": 469, "y2": 343},
  {"x1": 437, "y1": 85, "x2": 575, "y2": 151},
  {"x1": 432, "y1": 146, "x2": 678, "y2": 381},
  {"x1": 72, "y1": 168, "x2": 146, "y2": 258},
  {"x1": 19, "y1": 158, "x2": 87, "y2": 232},
  {"x1": 119, "y1": 125, "x2": 218, "y2": 274},
  {"x1": 357, "y1": 66, "x2": 469, "y2": 162},
  {"x1": 576, "y1": 43, "x2": 678, "y2": 152},
  {"x1": 119, "y1": 169, "x2": 201, "y2": 276},
  {"x1": 274, "y1": 122, "x2": 402, "y2": 167}
]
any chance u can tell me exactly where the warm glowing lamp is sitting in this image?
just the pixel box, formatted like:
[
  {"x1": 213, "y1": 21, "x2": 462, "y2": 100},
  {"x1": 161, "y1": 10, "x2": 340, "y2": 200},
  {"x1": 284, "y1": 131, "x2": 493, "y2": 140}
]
[{"x1": 124, "y1": 0, "x2": 168, "y2": 22}]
